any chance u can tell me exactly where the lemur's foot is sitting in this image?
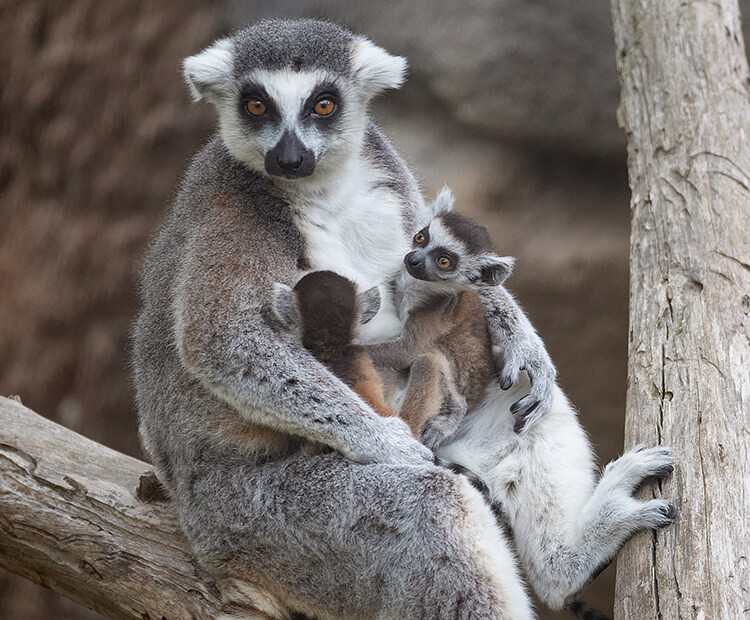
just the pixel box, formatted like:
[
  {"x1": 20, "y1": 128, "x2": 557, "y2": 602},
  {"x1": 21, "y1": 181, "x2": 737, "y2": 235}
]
[
  {"x1": 638, "y1": 499, "x2": 678, "y2": 529},
  {"x1": 421, "y1": 418, "x2": 456, "y2": 452},
  {"x1": 602, "y1": 445, "x2": 675, "y2": 493}
]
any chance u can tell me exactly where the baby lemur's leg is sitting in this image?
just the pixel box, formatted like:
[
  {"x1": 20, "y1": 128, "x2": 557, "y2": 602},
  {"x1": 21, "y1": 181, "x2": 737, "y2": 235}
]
[
  {"x1": 420, "y1": 379, "x2": 468, "y2": 452},
  {"x1": 399, "y1": 353, "x2": 468, "y2": 451},
  {"x1": 397, "y1": 353, "x2": 443, "y2": 436},
  {"x1": 398, "y1": 352, "x2": 466, "y2": 448},
  {"x1": 351, "y1": 353, "x2": 397, "y2": 419},
  {"x1": 179, "y1": 451, "x2": 534, "y2": 620}
]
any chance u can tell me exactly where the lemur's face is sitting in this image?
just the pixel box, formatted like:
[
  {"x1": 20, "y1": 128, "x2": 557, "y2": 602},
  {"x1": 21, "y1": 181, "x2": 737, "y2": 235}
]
[
  {"x1": 182, "y1": 20, "x2": 406, "y2": 181},
  {"x1": 404, "y1": 212, "x2": 515, "y2": 291},
  {"x1": 232, "y1": 71, "x2": 348, "y2": 179},
  {"x1": 405, "y1": 219, "x2": 462, "y2": 284}
]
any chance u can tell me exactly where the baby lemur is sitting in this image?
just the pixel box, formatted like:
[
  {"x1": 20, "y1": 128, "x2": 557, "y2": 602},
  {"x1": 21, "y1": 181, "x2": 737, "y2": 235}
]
[
  {"x1": 274, "y1": 209, "x2": 513, "y2": 453},
  {"x1": 272, "y1": 270, "x2": 395, "y2": 419},
  {"x1": 366, "y1": 207, "x2": 514, "y2": 450}
]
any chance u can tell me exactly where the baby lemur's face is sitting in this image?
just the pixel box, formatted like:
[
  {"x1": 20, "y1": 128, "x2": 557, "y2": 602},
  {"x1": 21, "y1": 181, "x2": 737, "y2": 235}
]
[{"x1": 404, "y1": 211, "x2": 515, "y2": 291}]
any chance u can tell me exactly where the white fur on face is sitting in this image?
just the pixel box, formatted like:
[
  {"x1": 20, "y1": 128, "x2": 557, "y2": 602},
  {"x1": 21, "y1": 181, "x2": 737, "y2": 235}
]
[
  {"x1": 249, "y1": 69, "x2": 334, "y2": 157},
  {"x1": 215, "y1": 68, "x2": 368, "y2": 178},
  {"x1": 425, "y1": 218, "x2": 464, "y2": 258},
  {"x1": 183, "y1": 34, "x2": 407, "y2": 181}
]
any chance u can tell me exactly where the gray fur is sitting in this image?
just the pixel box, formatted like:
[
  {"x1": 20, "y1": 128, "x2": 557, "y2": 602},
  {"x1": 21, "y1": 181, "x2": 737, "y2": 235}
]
[
  {"x1": 134, "y1": 20, "x2": 540, "y2": 619},
  {"x1": 231, "y1": 19, "x2": 353, "y2": 77}
]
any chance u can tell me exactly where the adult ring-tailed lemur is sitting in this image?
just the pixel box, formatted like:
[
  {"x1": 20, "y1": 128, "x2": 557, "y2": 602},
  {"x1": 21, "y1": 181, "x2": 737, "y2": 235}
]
[{"x1": 132, "y1": 19, "x2": 675, "y2": 620}]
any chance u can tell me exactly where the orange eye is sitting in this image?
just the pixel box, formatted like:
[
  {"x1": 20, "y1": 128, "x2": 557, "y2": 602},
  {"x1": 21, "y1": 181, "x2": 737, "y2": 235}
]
[
  {"x1": 414, "y1": 232, "x2": 426, "y2": 244},
  {"x1": 437, "y1": 256, "x2": 452, "y2": 269},
  {"x1": 314, "y1": 98, "x2": 335, "y2": 116},
  {"x1": 246, "y1": 99, "x2": 267, "y2": 116}
]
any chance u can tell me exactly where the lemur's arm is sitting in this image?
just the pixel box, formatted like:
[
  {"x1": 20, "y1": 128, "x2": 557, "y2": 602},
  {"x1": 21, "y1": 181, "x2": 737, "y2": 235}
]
[
  {"x1": 173, "y1": 221, "x2": 433, "y2": 467},
  {"x1": 365, "y1": 335, "x2": 421, "y2": 370},
  {"x1": 478, "y1": 286, "x2": 557, "y2": 433},
  {"x1": 365, "y1": 306, "x2": 448, "y2": 370}
]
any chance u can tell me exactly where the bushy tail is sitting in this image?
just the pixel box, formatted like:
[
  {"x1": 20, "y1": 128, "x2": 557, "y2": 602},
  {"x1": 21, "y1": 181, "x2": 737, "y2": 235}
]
[
  {"x1": 435, "y1": 458, "x2": 490, "y2": 498},
  {"x1": 568, "y1": 600, "x2": 611, "y2": 620}
]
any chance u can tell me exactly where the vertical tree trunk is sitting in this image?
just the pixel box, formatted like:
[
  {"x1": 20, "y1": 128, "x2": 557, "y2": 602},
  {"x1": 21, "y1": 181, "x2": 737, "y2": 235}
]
[{"x1": 610, "y1": 1, "x2": 750, "y2": 618}]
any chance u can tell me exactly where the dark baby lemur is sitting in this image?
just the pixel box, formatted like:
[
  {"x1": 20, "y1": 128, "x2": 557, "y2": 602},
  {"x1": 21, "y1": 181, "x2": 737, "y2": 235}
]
[{"x1": 272, "y1": 270, "x2": 396, "y2": 420}]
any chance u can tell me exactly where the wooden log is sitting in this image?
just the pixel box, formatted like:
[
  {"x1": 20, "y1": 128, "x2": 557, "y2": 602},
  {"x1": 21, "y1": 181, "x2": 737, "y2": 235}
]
[
  {"x1": 0, "y1": 395, "x2": 225, "y2": 619},
  {"x1": 610, "y1": 1, "x2": 750, "y2": 618}
]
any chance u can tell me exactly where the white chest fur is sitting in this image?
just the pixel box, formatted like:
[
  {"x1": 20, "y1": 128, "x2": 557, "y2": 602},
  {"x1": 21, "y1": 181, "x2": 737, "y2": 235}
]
[{"x1": 290, "y1": 161, "x2": 411, "y2": 342}]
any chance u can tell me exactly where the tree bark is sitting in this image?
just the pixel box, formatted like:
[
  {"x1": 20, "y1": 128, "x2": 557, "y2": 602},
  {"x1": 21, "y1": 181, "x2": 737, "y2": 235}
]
[
  {"x1": 610, "y1": 1, "x2": 750, "y2": 618},
  {"x1": 0, "y1": 395, "x2": 226, "y2": 619}
]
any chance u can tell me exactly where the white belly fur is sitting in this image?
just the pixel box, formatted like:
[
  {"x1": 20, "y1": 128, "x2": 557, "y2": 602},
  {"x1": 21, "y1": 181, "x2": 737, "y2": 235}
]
[{"x1": 293, "y1": 166, "x2": 411, "y2": 342}]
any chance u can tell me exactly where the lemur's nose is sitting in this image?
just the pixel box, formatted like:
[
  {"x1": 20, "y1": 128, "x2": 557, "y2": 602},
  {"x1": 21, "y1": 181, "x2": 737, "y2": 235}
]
[
  {"x1": 405, "y1": 252, "x2": 421, "y2": 268},
  {"x1": 265, "y1": 130, "x2": 315, "y2": 179},
  {"x1": 277, "y1": 155, "x2": 303, "y2": 172}
]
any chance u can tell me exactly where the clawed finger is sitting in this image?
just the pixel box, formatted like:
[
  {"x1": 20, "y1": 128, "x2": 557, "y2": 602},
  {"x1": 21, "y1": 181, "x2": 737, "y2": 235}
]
[
  {"x1": 511, "y1": 399, "x2": 541, "y2": 433},
  {"x1": 498, "y1": 365, "x2": 520, "y2": 390}
]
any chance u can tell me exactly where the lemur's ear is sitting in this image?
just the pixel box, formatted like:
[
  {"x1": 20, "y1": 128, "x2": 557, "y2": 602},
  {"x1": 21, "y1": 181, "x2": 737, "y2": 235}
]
[
  {"x1": 357, "y1": 286, "x2": 381, "y2": 325},
  {"x1": 271, "y1": 283, "x2": 300, "y2": 330},
  {"x1": 431, "y1": 186, "x2": 455, "y2": 215},
  {"x1": 471, "y1": 254, "x2": 515, "y2": 287},
  {"x1": 183, "y1": 38, "x2": 234, "y2": 103},
  {"x1": 351, "y1": 37, "x2": 407, "y2": 97}
]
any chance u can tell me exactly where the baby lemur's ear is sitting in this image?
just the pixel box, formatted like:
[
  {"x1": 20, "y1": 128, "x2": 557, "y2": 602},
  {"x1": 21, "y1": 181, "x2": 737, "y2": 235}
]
[
  {"x1": 357, "y1": 286, "x2": 381, "y2": 325},
  {"x1": 271, "y1": 283, "x2": 300, "y2": 330},
  {"x1": 471, "y1": 254, "x2": 516, "y2": 287},
  {"x1": 431, "y1": 185, "x2": 455, "y2": 215}
]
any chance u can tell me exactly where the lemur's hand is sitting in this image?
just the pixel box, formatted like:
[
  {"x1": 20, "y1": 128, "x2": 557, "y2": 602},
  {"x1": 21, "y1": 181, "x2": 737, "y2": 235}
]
[
  {"x1": 479, "y1": 287, "x2": 557, "y2": 434},
  {"x1": 498, "y1": 338, "x2": 556, "y2": 433},
  {"x1": 361, "y1": 416, "x2": 434, "y2": 466}
]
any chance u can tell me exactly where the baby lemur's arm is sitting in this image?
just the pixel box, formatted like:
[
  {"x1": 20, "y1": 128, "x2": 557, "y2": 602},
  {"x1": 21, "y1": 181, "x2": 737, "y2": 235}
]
[{"x1": 366, "y1": 300, "x2": 455, "y2": 370}]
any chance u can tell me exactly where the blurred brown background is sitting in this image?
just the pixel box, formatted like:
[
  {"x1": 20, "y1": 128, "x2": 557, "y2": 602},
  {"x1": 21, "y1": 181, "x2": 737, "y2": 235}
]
[{"x1": 2, "y1": 1, "x2": 747, "y2": 618}]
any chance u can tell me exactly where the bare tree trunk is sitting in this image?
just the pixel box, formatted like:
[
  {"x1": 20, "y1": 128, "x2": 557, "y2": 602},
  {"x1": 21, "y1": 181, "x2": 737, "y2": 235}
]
[
  {"x1": 610, "y1": 1, "x2": 750, "y2": 618},
  {"x1": 0, "y1": 395, "x2": 227, "y2": 619}
]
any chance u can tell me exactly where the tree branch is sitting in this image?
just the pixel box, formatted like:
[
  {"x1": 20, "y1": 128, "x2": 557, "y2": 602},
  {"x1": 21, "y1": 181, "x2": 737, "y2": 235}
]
[
  {"x1": 0, "y1": 395, "x2": 225, "y2": 619},
  {"x1": 610, "y1": 0, "x2": 750, "y2": 617}
]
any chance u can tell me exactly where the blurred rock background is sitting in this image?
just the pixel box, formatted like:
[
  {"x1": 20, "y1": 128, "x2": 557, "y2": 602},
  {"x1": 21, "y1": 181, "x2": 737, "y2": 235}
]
[{"x1": 1, "y1": 1, "x2": 747, "y2": 618}]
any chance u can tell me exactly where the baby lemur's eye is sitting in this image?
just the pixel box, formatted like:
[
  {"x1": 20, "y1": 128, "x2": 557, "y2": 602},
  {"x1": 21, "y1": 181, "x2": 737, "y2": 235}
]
[
  {"x1": 414, "y1": 232, "x2": 426, "y2": 244},
  {"x1": 313, "y1": 98, "x2": 336, "y2": 116},
  {"x1": 246, "y1": 99, "x2": 267, "y2": 116},
  {"x1": 437, "y1": 256, "x2": 453, "y2": 269}
]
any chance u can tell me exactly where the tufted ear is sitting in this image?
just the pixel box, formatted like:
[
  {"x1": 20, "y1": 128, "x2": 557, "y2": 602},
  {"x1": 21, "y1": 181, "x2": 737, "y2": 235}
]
[
  {"x1": 356, "y1": 286, "x2": 381, "y2": 325},
  {"x1": 271, "y1": 283, "x2": 300, "y2": 330},
  {"x1": 351, "y1": 37, "x2": 407, "y2": 98},
  {"x1": 182, "y1": 38, "x2": 234, "y2": 103},
  {"x1": 431, "y1": 185, "x2": 455, "y2": 215},
  {"x1": 470, "y1": 254, "x2": 516, "y2": 287}
]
